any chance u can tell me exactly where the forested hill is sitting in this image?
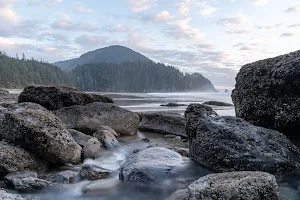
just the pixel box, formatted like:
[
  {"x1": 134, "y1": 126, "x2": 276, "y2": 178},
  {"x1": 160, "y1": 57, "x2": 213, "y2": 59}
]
[
  {"x1": 73, "y1": 61, "x2": 216, "y2": 92},
  {"x1": 54, "y1": 45, "x2": 152, "y2": 71},
  {"x1": 0, "y1": 52, "x2": 73, "y2": 88}
]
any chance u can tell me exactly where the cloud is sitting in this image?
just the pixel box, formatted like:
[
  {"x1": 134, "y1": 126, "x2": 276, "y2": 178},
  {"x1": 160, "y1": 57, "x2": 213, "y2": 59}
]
[
  {"x1": 73, "y1": 3, "x2": 93, "y2": 13},
  {"x1": 280, "y1": 33, "x2": 294, "y2": 37},
  {"x1": 51, "y1": 15, "x2": 98, "y2": 31},
  {"x1": 177, "y1": 0, "x2": 216, "y2": 16},
  {"x1": 167, "y1": 18, "x2": 203, "y2": 40},
  {"x1": 226, "y1": 29, "x2": 249, "y2": 35},
  {"x1": 285, "y1": 5, "x2": 300, "y2": 13},
  {"x1": 103, "y1": 24, "x2": 131, "y2": 33},
  {"x1": 254, "y1": 24, "x2": 282, "y2": 30},
  {"x1": 233, "y1": 43, "x2": 257, "y2": 51},
  {"x1": 288, "y1": 24, "x2": 300, "y2": 28},
  {"x1": 155, "y1": 11, "x2": 174, "y2": 21},
  {"x1": 29, "y1": 0, "x2": 62, "y2": 7},
  {"x1": 124, "y1": 0, "x2": 156, "y2": 12},
  {"x1": 218, "y1": 14, "x2": 248, "y2": 26},
  {"x1": 252, "y1": 0, "x2": 270, "y2": 6},
  {"x1": 0, "y1": 0, "x2": 15, "y2": 7},
  {"x1": 0, "y1": 7, "x2": 19, "y2": 24}
]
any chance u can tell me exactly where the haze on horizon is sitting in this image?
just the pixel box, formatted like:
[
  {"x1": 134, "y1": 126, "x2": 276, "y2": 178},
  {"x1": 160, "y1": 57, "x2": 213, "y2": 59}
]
[{"x1": 0, "y1": 0, "x2": 300, "y2": 88}]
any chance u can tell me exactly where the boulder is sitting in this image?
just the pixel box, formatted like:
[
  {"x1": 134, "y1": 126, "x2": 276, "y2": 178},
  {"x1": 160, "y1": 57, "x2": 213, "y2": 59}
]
[
  {"x1": 185, "y1": 104, "x2": 300, "y2": 176},
  {"x1": 68, "y1": 129, "x2": 94, "y2": 147},
  {"x1": 4, "y1": 171, "x2": 53, "y2": 192},
  {"x1": 0, "y1": 190, "x2": 27, "y2": 200},
  {"x1": 139, "y1": 112, "x2": 186, "y2": 137},
  {"x1": 160, "y1": 103, "x2": 187, "y2": 107},
  {"x1": 184, "y1": 171, "x2": 280, "y2": 200},
  {"x1": 203, "y1": 101, "x2": 233, "y2": 106},
  {"x1": 0, "y1": 143, "x2": 47, "y2": 178},
  {"x1": 1, "y1": 102, "x2": 82, "y2": 165},
  {"x1": 119, "y1": 147, "x2": 183, "y2": 184},
  {"x1": 0, "y1": 90, "x2": 18, "y2": 104},
  {"x1": 18, "y1": 85, "x2": 113, "y2": 111},
  {"x1": 83, "y1": 138, "x2": 101, "y2": 159},
  {"x1": 92, "y1": 126, "x2": 119, "y2": 148},
  {"x1": 80, "y1": 164, "x2": 112, "y2": 180},
  {"x1": 54, "y1": 102, "x2": 140, "y2": 136},
  {"x1": 232, "y1": 50, "x2": 300, "y2": 146},
  {"x1": 41, "y1": 170, "x2": 79, "y2": 184}
]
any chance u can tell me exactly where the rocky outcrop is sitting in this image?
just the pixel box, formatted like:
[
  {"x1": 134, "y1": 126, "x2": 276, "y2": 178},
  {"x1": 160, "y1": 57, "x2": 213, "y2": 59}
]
[
  {"x1": 54, "y1": 102, "x2": 140, "y2": 136},
  {"x1": 0, "y1": 90, "x2": 18, "y2": 104},
  {"x1": 41, "y1": 170, "x2": 79, "y2": 184},
  {"x1": 83, "y1": 138, "x2": 101, "y2": 159},
  {"x1": 119, "y1": 147, "x2": 183, "y2": 184},
  {"x1": 1, "y1": 103, "x2": 82, "y2": 165},
  {"x1": 160, "y1": 103, "x2": 187, "y2": 107},
  {"x1": 139, "y1": 112, "x2": 186, "y2": 137},
  {"x1": 0, "y1": 143, "x2": 47, "y2": 178},
  {"x1": 18, "y1": 85, "x2": 113, "y2": 110},
  {"x1": 92, "y1": 126, "x2": 119, "y2": 148},
  {"x1": 232, "y1": 50, "x2": 300, "y2": 146},
  {"x1": 80, "y1": 164, "x2": 112, "y2": 180},
  {"x1": 185, "y1": 104, "x2": 300, "y2": 176},
  {"x1": 203, "y1": 101, "x2": 233, "y2": 106},
  {"x1": 184, "y1": 171, "x2": 280, "y2": 200},
  {"x1": 0, "y1": 190, "x2": 27, "y2": 200}
]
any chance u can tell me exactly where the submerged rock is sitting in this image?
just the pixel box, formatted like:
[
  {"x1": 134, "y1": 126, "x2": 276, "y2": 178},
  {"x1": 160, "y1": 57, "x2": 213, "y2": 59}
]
[
  {"x1": 83, "y1": 138, "x2": 101, "y2": 159},
  {"x1": 184, "y1": 171, "x2": 280, "y2": 200},
  {"x1": 139, "y1": 112, "x2": 186, "y2": 137},
  {"x1": 0, "y1": 190, "x2": 27, "y2": 200},
  {"x1": 185, "y1": 104, "x2": 300, "y2": 176},
  {"x1": 18, "y1": 85, "x2": 113, "y2": 110},
  {"x1": 82, "y1": 179, "x2": 119, "y2": 194},
  {"x1": 0, "y1": 143, "x2": 47, "y2": 178},
  {"x1": 80, "y1": 164, "x2": 112, "y2": 180},
  {"x1": 203, "y1": 101, "x2": 233, "y2": 106},
  {"x1": 232, "y1": 50, "x2": 300, "y2": 146},
  {"x1": 160, "y1": 103, "x2": 187, "y2": 107},
  {"x1": 92, "y1": 126, "x2": 119, "y2": 148},
  {"x1": 54, "y1": 102, "x2": 140, "y2": 136},
  {"x1": 41, "y1": 170, "x2": 79, "y2": 184},
  {"x1": 2, "y1": 102, "x2": 82, "y2": 165},
  {"x1": 120, "y1": 147, "x2": 183, "y2": 184}
]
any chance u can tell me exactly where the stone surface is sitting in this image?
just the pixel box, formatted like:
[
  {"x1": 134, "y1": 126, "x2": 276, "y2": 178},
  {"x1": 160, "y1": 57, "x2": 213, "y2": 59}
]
[
  {"x1": 18, "y1": 85, "x2": 113, "y2": 110},
  {"x1": 232, "y1": 50, "x2": 300, "y2": 146},
  {"x1": 83, "y1": 138, "x2": 101, "y2": 159},
  {"x1": 160, "y1": 103, "x2": 187, "y2": 107},
  {"x1": 184, "y1": 171, "x2": 280, "y2": 200},
  {"x1": 0, "y1": 90, "x2": 18, "y2": 104},
  {"x1": 185, "y1": 104, "x2": 300, "y2": 176},
  {"x1": 54, "y1": 102, "x2": 140, "y2": 136},
  {"x1": 2, "y1": 102, "x2": 82, "y2": 165},
  {"x1": 41, "y1": 170, "x2": 79, "y2": 184},
  {"x1": 68, "y1": 129, "x2": 94, "y2": 147},
  {"x1": 4, "y1": 171, "x2": 37, "y2": 188},
  {"x1": 203, "y1": 101, "x2": 233, "y2": 106},
  {"x1": 139, "y1": 112, "x2": 186, "y2": 137},
  {"x1": 93, "y1": 126, "x2": 119, "y2": 148},
  {"x1": 0, "y1": 190, "x2": 27, "y2": 200},
  {"x1": 0, "y1": 143, "x2": 47, "y2": 178},
  {"x1": 82, "y1": 179, "x2": 119, "y2": 194},
  {"x1": 120, "y1": 147, "x2": 183, "y2": 184},
  {"x1": 80, "y1": 164, "x2": 112, "y2": 180}
]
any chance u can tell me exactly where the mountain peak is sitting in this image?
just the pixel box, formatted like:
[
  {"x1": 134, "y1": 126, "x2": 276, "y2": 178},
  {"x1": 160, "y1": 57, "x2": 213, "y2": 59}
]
[{"x1": 54, "y1": 45, "x2": 152, "y2": 71}]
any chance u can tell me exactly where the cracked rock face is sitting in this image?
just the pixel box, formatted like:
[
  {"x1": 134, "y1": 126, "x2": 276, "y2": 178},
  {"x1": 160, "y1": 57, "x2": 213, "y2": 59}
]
[
  {"x1": 232, "y1": 50, "x2": 300, "y2": 146},
  {"x1": 184, "y1": 171, "x2": 280, "y2": 200},
  {"x1": 185, "y1": 104, "x2": 300, "y2": 176}
]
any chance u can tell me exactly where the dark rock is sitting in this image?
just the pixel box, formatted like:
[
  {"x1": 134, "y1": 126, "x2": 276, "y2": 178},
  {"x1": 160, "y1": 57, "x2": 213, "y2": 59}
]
[
  {"x1": 225, "y1": 89, "x2": 229, "y2": 93},
  {"x1": 41, "y1": 170, "x2": 79, "y2": 184},
  {"x1": 0, "y1": 143, "x2": 47, "y2": 178},
  {"x1": 203, "y1": 101, "x2": 233, "y2": 106},
  {"x1": 0, "y1": 89, "x2": 9, "y2": 95},
  {"x1": 119, "y1": 147, "x2": 183, "y2": 184},
  {"x1": 160, "y1": 103, "x2": 187, "y2": 107},
  {"x1": 169, "y1": 147, "x2": 189, "y2": 157},
  {"x1": 140, "y1": 138, "x2": 150, "y2": 143},
  {"x1": 80, "y1": 164, "x2": 112, "y2": 180},
  {"x1": 68, "y1": 129, "x2": 94, "y2": 147},
  {"x1": 164, "y1": 134, "x2": 177, "y2": 139},
  {"x1": 0, "y1": 90, "x2": 18, "y2": 104},
  {"x1": 54, "y1": 102, "x2": 140, "y2": 136},
  {"x1": 0, "y1": 190, "x2": 27, "y2": 200},
  {"x1": 184, "y1": 171, "x2": 280, "y2": 200},
  {"x1": 92, "y1": 126, "x2": 119, "y2": 148},
  {"x1": 18, "y1": 85, "x2": 113, "y2": 110},
  {"x1": 4, "y1": 171, "x2": 53, "y2": 192},
  {"x1": 232, "y1": 50, "x2": 300, "y2": 146},
  {"x1": 83, "y1": 138, "x2": 101, "y2": 159},
  {"x1": 185, "y1": 104, "x2": 300, "y2": 176},
  {"x1": 2, "y1": 102, "x2": 82, "y2": 165},
  {"x1": 139, "y1": 112, "x2": 186, "y2": 137}
]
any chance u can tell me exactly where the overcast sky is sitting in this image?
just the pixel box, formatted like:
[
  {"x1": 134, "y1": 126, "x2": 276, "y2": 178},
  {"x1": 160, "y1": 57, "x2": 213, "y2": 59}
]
[{"x1": 1, "y1": 0, "x2": 300, "y2": 88}]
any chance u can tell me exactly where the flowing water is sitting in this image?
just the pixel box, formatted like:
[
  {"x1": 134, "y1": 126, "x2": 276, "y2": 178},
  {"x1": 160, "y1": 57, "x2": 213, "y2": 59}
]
[{"x1": 6, "y1": 92, "x2": 300, "y2": 199}]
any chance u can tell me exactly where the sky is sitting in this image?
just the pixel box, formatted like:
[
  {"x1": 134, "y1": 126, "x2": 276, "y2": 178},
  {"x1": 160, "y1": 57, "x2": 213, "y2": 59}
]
[{"x1": 0, "y1": 0, "x2": 300, "y2": 88}]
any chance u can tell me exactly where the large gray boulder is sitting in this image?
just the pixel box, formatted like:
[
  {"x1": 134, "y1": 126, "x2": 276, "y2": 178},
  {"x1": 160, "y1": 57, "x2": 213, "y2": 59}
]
[
  {"x1": 83, "y1": 138, "x2": 101, "y2": 159},
  {"x1": 40, "y1": 170, "x2": 79, "y2": 184},
  {"x1": 232, "y1": 50, "x2": 300, "y2": 146},
  {"x1": 0, "y1": 143, "x2": 47, "y2": 178},
  {"x1": 54, "y1": 102, "x2": 140, "y2": 136},
  {"x1": 0, "y1": 190, "x2": 27, "y2": 200},
  {"x1": 184, "y1": 171, "x2": 280, "y2": 200},
  {"x1": 18, "y1": 85, "x2": 113, "y2": 110},
  {"x1": 1, "y1": 103, "x2": 82, "y2": 164},
  {"x1": 119, "y1": 147, "x2": 183, "y2": 184},
  {"x1": 92, "y1": 126, "x2": 119, "y2": 148},
  {"x1": 185, "y1": 104, "x2": 300, "y2": 176},
  {"x1": 139, "y1": 112, "x2": 186, "y2": 137}
]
